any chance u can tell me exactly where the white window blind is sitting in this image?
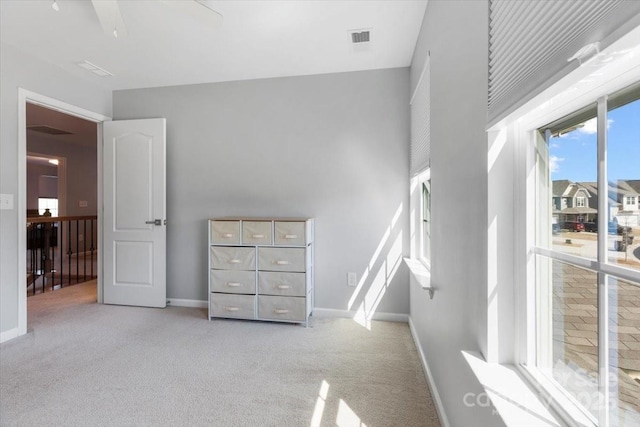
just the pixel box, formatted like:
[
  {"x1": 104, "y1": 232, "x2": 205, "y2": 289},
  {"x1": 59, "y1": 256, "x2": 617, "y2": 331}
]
[
  {"x1": 488, "y1": 0, "x2": 640, "y2": 126},
  {"x1": 410, "y1": 56, "x2": 430, "y2": 176}
]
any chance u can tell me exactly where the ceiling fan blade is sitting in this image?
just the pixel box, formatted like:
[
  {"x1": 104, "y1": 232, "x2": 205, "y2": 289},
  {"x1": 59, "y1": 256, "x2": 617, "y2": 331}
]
[
  {"x1": 91, "y1": 0, "x2": 128, "y2": 38},
  {"x1": 160, "y1": 0, "x2": 223, "y2": 29}
]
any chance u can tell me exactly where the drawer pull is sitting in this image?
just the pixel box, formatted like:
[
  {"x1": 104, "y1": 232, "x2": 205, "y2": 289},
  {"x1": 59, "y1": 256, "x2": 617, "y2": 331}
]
[
  {"x1": 252, "y1": 234, "x2": 265, "y2": 238},
  {"x1": 226, "y1": 282, "x2": 242, "y2": 287},
  {"x1": 228, "y1": 259, "x2": 241, "y2": 264},
  {"x1": 274, "y1": 309, "x2": 289, "y2": 314},
  {"x1": 277, "y1": 285, "x2": 291, "y2": 290},
  {"x1": 223, "y1": 306, "x2": 240, "y2": 312},
  {"x1": 275, "y1": 260, "x2": 290, "y2": 265},
  {"x1": 221, "y1": 233, "x2": 234, "y2": 238},
  {"x1": 284, "y1": 234, "x2": 298, "y2": 239}
]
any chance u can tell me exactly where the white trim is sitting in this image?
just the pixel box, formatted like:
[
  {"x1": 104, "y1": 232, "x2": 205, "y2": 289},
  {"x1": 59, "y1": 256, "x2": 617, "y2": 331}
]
[
  {"x1": 404, "y1": 258, "x2": 433, "y2": 298},
  {"x1": 313, "y1": 308, "x2": 409, "y2": 323},
  {"x1": 166, "y1": 298, "x2": 208, "y2": 309},
  {"x1": 408, "y1": 317, "x2": 451, "y2": 427},
  {"x1": 18, "y1": 88, "x2": 110, "y2": 340},
  {"x1": 410, "y1": 51, "x2": 430, "y2": 105},
  {"x1": 533, "y1": 247, "x2": 640, "y2": 285},
  {"x1": 517, "y1": 365, "x2": 596, "y2": 427},
  {"x1": 0, "y1": 328, "x2": 20, "y2": 344}
]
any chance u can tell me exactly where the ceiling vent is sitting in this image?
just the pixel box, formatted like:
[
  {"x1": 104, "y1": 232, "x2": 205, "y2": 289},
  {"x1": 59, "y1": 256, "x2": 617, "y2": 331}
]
[
  {"x1": 349, "y1": 29, "x2": 371, "y2": 44},
  {"x1": 27, "y1": 125, "x2": 74, "y2": 136},
  {"x1": 77, "y1": 60, "x2": 114, "y2": 77}
]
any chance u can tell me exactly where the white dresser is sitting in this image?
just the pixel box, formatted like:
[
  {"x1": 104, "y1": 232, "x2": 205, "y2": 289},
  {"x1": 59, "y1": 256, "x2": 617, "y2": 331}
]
[{"x1": 208, "y1": 218, "x2": 314, "y2": 326}]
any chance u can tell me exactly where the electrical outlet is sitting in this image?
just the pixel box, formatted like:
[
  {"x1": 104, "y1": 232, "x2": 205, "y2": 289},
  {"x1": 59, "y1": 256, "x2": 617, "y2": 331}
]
[{"x1": 347, "y1": 272, "x2": 357, "y2": 287}]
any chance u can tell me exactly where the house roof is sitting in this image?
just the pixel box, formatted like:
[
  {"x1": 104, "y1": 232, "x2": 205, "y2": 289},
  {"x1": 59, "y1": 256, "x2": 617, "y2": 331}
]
[
  {"x1": 552, "y1": 180, "x2": 571, "y2": 197},
  {"x1": 613, "y1": 180, "x2": 640, "y2": 196},
  {"x1": 552, "y1": 180, "x2": 627, "y2": 206},
  {"x1": 625, "y1": 180, "x2": 640, "y2": 194}
]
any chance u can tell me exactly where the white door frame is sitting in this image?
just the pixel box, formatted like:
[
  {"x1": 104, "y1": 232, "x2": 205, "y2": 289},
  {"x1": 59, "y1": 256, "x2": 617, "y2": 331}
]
[{"x1": 17, "y1": 88, "x2": 111, "y2": 336}]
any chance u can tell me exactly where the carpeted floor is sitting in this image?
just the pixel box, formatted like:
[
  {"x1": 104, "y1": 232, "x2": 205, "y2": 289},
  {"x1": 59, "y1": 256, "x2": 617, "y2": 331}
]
[{"x1": 1, "y1": 283, "x2": 441, "y2": 426}]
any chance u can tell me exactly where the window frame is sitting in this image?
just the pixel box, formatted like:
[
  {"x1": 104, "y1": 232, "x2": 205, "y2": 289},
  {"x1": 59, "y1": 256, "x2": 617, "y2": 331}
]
[
  {"x1": 526, "y1": 87, "x2": 640, "y2": 426},
  {"x1": 410, "y1": 167, "x2": 431, "y2": 269}
]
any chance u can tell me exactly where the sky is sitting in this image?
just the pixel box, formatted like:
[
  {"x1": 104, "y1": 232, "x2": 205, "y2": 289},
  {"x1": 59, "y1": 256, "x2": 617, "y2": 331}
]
[{"x1": 550, "y1": 98, "x2": 640, "y2": 183}]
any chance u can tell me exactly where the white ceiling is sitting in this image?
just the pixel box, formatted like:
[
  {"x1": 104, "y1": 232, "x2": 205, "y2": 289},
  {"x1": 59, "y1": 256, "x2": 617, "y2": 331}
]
[{"x1": 0, "y1": 0, "x2": 427, "y2": 91}]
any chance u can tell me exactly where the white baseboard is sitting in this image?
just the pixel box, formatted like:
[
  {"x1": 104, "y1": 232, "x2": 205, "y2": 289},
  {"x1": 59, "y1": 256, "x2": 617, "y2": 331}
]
[
  {"x1": 313, "y1": 307, "x2": 409, "y2": 323},
  {"x1": 408, "y1": 316, "x2": 450, "y2": 427},
  {"x1": 0, "y1": 327, "x2": 20, "y2": 344},
  {"x1": 166, "y1": 298, "x2": 207, "y2": 309}
]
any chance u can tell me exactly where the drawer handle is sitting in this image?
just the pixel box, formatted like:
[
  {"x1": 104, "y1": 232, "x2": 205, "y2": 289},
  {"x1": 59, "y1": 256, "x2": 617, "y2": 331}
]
[
  {"x1": 228, "y1": 259, "x2": 241, "y2": 264},
  {"x1": 252, "y1": 234, "x2": 265, "y2": 238},
  {"x1": 284, "y1": 234, "x2": 298, "y2": 239},
  {"x1": 226, "y1": 282, "x2": 242, "y2": 287},
  {"x1": 221, "y1": 233, "x2": 234, "y2": 238},
  {"x1": 223, "y1": 306, "x2": 240, "y2": 312},
  {"x1": 277, "y1": 285, "x2": 291, "y2": 290},
  {"x1": 275, "y1": 260, "x2": 290, "y2": 265},
  {"x1": 274, "y1": 309, "x2": 289, "y2": 314}
]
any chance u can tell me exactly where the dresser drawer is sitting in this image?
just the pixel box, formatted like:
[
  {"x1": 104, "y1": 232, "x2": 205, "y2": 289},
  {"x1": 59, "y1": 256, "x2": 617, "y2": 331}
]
[
  {"x1": 242, "y1": 221, "x2": 272, "y2": 245},
  {"x1": 258, "y1": 272, "x2": 306, "y2": 297},
  {"x1": 211, "y1": 270, "x2": 256, "y2": 294},
  {"x1": 210, "y1": 220, "x2": 240, "y2": 245},
  {"x1": 258, "y1": 247, "x2": 305, "y2": 272},
  {"x1": 274, "y1": 221, "x2": 306, "y2": 246},
  {"x1": 258, "y1": 295, "x2": 305, "y2": 322},
  {"x1": 210, "y1": 246, "x2": 255, "y2": 270},
  {"x1": 211, "y1": 293, "x2": 256, "y2": 319}
]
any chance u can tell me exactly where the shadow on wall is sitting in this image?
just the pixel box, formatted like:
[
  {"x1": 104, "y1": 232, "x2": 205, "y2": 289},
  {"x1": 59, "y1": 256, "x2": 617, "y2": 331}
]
[{"x1": 347, "y1": 203, "x2": 404, "y2": 330}]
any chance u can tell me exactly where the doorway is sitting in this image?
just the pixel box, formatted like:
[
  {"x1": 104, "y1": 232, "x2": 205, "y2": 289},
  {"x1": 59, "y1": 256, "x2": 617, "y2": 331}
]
[
  {"x1": 26, "y1": 103, "x2": 98, "y2": 300},
  {"x1": 18, "y1": 89, "x2": 110, "y2": 336}
]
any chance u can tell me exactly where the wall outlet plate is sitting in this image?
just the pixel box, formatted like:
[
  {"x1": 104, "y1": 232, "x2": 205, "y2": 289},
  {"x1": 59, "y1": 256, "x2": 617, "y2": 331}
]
[{"x1": 347, "y1": 272, "x2": 357, "y2": 287}]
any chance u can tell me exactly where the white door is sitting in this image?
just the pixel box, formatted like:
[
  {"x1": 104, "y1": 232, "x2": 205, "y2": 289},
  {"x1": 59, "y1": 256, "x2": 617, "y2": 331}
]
[{"x1": 103, "y1": 118, "x2": 166, "y2": 308}]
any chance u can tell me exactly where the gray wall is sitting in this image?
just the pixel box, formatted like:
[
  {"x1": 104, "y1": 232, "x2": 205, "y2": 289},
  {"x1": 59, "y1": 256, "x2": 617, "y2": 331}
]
[
  {"x1": 26, "y1": 163, "x2": 57, "y2": 211},
  {"x1": 0, "y1": 42, "x2": 111, "y2": 335},
  {"x1": 28, "y1": 134, "x2": 99, "y2": 217},
  {"x1": 409, "y1": 1, "x2": 502, "y2": 426},
  {"x1": 113, "y1": 68, "x2": 411, "y2": 314}
]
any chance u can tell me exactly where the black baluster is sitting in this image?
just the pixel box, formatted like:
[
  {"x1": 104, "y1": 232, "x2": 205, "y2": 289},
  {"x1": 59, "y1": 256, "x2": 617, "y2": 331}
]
[
  {"x1": 67, "y1": 220, "x2": 72, "y2": 288},
  {"x1": 76, "y1": 220, "x2": 79, "y2": 285},
  {"x1": 83, "y1": 219, "x2": 87, "y2": 282},
  {"x1": 90, "y1": 219, "x2": 95, "y2": 278},
  {"x1": 51, "y1": 220, "x2": 56, "y2": 288}
]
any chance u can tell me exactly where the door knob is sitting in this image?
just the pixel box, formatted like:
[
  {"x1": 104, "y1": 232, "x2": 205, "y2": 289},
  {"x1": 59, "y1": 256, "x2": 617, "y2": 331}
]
[{"x1": 145, "y1": 219, "x2": 162, "y2": 225}]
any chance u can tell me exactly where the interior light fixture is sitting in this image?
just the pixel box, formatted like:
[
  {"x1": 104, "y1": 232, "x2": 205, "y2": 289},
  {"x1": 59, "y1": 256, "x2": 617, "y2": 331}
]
[
  {"x1": 48, "y1": 159, "x2": 59, "y2": 166},
  {"x1": 51, "y1": 0, "x2": 59, "y2": 11}
]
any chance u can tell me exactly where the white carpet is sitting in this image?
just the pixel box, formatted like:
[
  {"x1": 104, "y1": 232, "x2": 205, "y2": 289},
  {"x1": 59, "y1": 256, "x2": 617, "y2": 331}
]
[{"x1": 0, "y1": 284, "x2": 440, "y2": 426}]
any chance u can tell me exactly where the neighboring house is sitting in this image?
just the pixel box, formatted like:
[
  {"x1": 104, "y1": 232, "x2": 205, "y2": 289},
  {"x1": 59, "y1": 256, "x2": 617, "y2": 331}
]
[
  {"x1": 552, "y1": 180, "x2": 597, "y2": 223},
  {"x1": 611, "y1": 179, "x2": 640, "y2": 226},
  {"x1": 553, "y1": 179, "x2": 639, "y2": 226}
]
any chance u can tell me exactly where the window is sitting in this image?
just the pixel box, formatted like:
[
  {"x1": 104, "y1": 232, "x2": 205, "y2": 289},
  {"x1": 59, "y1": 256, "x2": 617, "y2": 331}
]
[
  {"x1": 38, "y1": 197, "x2": 58, "y2": 217},
  {"x1": 531, "y1": 83, "x2": 640, "y2": 425},
  {"x1": 626, "y1": 196, "x2": 636, "y2": 206},
  {"x1": 422, "y1": 180, "x2": 431, "y2": 263}
]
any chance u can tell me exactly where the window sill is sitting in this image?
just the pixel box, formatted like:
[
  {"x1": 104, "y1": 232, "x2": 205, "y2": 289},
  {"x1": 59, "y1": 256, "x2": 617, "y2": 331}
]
[
  {"x1": 404, "y1": 258, "x2": 434, "y2": 299},
  {"x1": 462, "y1": 351, "x2": 570, "y2": 427}
]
